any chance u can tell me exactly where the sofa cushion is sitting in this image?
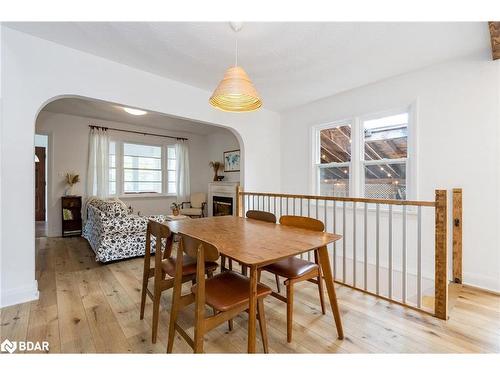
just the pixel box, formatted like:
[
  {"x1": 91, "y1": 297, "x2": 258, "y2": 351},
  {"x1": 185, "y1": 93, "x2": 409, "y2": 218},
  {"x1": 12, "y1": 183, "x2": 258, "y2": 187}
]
[{"x1": 91, "y1": 198, "x2": 128, "y2": 217}]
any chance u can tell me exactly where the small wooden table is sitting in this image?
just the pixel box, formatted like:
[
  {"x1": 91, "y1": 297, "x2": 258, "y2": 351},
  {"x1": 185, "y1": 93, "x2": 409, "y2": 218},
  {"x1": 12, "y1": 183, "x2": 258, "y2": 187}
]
[{"x1": 166, "y1": 215, "x2": 343, "y2": 353}]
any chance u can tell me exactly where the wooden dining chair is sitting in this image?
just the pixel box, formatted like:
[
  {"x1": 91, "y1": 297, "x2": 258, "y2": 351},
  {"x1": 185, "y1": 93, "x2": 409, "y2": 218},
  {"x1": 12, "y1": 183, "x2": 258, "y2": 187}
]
[
  {"x1": 139, "y1": 220, "x2": 218, "y2": 343},
  {"x1": 221, "y1": 210, "x2": 277, "y2": 276},
  {"x1": 167, "y1": 233, "x2": 272, "y2": 353},
  {"x1": 259, "y1": 215, "x2": 326, "y2": 343}
]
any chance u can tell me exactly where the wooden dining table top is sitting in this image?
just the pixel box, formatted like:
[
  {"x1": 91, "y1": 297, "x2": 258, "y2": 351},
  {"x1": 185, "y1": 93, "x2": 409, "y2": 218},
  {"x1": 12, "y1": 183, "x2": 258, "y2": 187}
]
[{"x1": 165, "y1": 216, "x2": 342, "y2": 267}]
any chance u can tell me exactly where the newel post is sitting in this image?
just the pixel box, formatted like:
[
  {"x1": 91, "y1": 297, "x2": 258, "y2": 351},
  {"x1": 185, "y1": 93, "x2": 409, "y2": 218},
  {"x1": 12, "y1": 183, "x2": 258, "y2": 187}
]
[
  {"x1": 434, "y1": 189, "x2": 448, "y2": 320},
  {"x1": 236, "y1": 186, "x2": 243, "y2": 217},
  {"x1": 452, "y1": 188, "x2": 463, "y2": 284}
]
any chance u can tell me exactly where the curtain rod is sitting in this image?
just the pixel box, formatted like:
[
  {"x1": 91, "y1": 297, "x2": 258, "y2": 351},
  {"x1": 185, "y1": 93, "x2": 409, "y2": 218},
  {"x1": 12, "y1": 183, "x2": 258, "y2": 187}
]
[{"x1": 89, "y1": 125, "x2": 188, "y2": 141}]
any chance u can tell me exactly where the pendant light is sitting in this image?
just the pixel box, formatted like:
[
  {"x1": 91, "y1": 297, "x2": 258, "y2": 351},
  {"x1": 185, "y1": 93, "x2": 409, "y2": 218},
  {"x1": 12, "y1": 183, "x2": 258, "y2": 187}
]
[{"x1": 209, "y1": 23, "x2": 262, "y2": 112}]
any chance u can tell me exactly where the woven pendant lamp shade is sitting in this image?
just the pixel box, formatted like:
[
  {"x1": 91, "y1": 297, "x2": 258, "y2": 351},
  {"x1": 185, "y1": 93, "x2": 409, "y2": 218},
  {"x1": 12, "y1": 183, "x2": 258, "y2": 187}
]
[{"x1": 209, "y1": 66, "x2": 262, "y2": 112}]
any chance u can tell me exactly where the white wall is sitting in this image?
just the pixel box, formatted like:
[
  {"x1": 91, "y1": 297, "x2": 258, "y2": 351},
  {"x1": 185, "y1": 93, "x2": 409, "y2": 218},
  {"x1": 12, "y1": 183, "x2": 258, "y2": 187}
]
[
  {"x1": 0, "y1": 27, "x2": 281, "y2": 308},
  {"x1": 207, "y1": 131, "x2": 241, "y2": 184},
  {"x1": 281, "y1": 55, "x2": 500, "y2": 292},
  {"x1": 36, "y1": 111, "x2": 236, "y2": 237}
]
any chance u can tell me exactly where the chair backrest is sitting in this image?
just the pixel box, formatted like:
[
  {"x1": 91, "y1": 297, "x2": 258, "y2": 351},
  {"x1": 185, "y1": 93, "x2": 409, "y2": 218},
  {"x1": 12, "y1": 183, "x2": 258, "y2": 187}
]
[
  {"x1": 179, "y1": 233, "x2": 219, "y2": 262},
  {"x1": 246, "y1": 210, "x2": 276, "y2": 223},
  {"x1": 190, "y1": 192, "x2": 206, "y2": 208},
  {"x1": 145, "y1": 219, "x2": 173, "y2": 267},
  {"x1": 279, "y1": 215, "x2": 325, "y2": 232}
]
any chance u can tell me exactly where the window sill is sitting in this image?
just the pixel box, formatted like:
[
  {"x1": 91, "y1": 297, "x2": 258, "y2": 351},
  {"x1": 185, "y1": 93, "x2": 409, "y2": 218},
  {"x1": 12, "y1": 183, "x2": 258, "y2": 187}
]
[{"x1": 117, "y1": 193, "x2": 176, "y2": 199}]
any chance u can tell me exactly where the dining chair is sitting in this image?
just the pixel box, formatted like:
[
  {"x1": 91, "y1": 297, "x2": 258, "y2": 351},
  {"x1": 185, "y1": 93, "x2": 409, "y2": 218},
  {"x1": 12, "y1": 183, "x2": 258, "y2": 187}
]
[
  {"x1": 139, "y1": 220, "x2": 218, "y2": 343},
  {"x1": 259, "y1": 215, "x2": 326, "y2": 343},
  {"x1": 221, "y1": 210, "x2": 277, "y2": 280},
  {"x1": 167, "y1": 233, "x2": 272, "y2": 353}
]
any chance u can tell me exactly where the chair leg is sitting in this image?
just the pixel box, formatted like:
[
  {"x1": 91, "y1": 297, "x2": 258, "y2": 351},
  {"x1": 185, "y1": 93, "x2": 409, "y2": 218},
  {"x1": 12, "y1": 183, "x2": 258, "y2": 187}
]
[
  {"x1": 257, "y1": 298, "x2": 269, "y2": 353},
  {"x1": 275, "y1": 274, "x2": 281, "y2": 294},
  {"x1": 140, "y1": 274, "x2": 148, "y2": 320},
  {"x1": 286, "y1": 282, "x2": 294, "y2": 343},
  {"x1": 151, "y1": 292, "x2": 161, "y2": 344},
  {"x1": 228, "y1": 319, "x2": 233, "y2": 331},
  {"x1": 317, "y1": 271, "x2": 326, "y2": 315},
  {"x1": 220, "y1": 255, "x2": 226, "y2": 270},
  {"x1": 167, "y1": 286, "x2": 181, "y2": 353}
]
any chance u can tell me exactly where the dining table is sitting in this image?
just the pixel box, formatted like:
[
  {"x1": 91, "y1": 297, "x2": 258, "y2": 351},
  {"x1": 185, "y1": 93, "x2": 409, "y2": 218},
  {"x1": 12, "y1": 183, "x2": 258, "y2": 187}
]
[{"x1": 166, "y1": 215, "x2": 344, "y2": 353}]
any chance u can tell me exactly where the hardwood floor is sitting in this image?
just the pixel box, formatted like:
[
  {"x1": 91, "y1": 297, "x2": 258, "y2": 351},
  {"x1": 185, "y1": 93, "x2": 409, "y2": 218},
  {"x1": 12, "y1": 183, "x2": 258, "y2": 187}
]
[{"x1": 1, "y1": 236, "x2": 499, "y2": 353}]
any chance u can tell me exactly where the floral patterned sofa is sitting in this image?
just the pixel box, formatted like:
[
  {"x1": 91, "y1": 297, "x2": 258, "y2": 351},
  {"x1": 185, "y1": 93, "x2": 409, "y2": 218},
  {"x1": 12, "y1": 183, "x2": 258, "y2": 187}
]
[{"x1": 82, "y1": 197, "x2": 167, "y2": 262}]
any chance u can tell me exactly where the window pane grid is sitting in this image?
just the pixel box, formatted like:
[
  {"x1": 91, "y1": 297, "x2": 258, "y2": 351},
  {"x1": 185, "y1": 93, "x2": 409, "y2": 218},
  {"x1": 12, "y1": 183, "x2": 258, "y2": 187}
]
[
  {"x1": 108, "y1": 143, "x2": 178, "y2": 195},
  {"x1": 362, "y1": 112, "x2": 408, "y2": 200},
  {"x1": 166, "y1": 146, "x2": 176, "y2": 194},
  {"x1": 123, "y1": 143, "x2": 163, "y2": 194}
]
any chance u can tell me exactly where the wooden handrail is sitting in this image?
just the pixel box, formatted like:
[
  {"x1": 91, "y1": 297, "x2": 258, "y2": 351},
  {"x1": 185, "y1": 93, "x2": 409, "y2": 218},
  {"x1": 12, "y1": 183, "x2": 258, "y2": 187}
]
[
  {"x1": 239, "y1": 191, "x2": 436, "y2": 207},
  {"x1": 238, "y1": 187, "x2": 452, "y2": 321}
]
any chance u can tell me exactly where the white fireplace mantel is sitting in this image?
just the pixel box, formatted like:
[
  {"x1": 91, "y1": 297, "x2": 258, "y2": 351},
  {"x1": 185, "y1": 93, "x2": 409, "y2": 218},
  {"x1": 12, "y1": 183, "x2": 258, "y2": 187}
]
[{"x1": 208, "y1": 182, "x2": 240, "y2": 217}]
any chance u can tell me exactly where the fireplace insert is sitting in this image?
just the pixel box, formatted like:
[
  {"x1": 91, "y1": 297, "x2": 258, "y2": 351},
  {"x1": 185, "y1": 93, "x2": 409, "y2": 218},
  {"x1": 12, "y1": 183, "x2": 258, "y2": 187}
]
[{"x1": 213, "y1": 196, "x2": 233, "y2": 216}]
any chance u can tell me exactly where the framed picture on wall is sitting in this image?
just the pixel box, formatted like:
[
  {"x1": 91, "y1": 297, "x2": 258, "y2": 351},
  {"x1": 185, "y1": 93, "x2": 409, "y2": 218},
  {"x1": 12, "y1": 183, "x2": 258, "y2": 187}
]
[{"x1": 223, "y1": 149, "x2": 240, "y2": 172}]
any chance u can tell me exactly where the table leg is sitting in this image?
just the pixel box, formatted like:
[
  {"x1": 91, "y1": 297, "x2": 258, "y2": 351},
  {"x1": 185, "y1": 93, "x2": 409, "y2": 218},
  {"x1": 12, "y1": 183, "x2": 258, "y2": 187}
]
[
  {"x1": 248, "y1": 265, "x2": 257, "y2": 353},
  {"x1": 317, "y1": 245, "x2": 344, "y2": 339}
]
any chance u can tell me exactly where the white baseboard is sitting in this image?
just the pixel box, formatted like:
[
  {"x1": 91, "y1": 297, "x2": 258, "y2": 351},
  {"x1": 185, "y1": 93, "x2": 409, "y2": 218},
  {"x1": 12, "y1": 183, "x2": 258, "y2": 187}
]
[
  {"x1": 0, "y1": 281, "x2": 39, "y2": 308},
  {"x1": 462, "y1": 272, "x2": 500, "y2": 293}
]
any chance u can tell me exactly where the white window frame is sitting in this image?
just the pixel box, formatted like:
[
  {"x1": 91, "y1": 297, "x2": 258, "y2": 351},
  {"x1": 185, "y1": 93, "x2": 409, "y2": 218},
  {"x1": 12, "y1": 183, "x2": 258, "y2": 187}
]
[
  {"x1": 166, "y1": 145, "x2": 177, "y2": 196},
  {"x1": 312, "y1": 119, "x2": 354, "y2": 197},
  {"x1": 312, "y1": 103, "x2": 417, "y2": 200},
  {"x1": 108, "y1": 138, "x2": 177, "y2": 198}
]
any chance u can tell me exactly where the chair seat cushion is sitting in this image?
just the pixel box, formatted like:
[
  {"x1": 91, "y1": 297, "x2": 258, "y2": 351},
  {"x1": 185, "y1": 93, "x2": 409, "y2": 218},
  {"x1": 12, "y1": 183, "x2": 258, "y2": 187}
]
[
  {"x1": 192, "y1": 271, "x2": 272, "y2": 312},
  {"x1": 263, "y1": 257, "x2": 319, "y2": 279},
  {"x1": 180, "y1": 208, "x2": 203, "y2": 216},
  {"x1": 161, "y1": 255, "x2": 218, "y2": 277}
]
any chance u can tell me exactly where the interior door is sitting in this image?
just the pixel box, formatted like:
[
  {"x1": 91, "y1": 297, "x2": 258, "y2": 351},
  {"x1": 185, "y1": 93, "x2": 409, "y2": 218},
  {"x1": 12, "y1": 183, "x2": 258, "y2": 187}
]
[{"x1": 35, "y1": 146, "x2": 46, "y2": 221}]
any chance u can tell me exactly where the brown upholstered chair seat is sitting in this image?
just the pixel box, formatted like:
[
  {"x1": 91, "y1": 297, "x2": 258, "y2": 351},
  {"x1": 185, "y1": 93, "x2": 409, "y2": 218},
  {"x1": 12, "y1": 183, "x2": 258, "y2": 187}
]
[
  {"x1": 263, "y1": 257, "x2": 319, "y2": 279},
  {"x1": 161, "y1": 255, "x2": 218, "y2": 277},
  {"x1": 192, "y1": 271, "x2": 272, "y2": 312}
]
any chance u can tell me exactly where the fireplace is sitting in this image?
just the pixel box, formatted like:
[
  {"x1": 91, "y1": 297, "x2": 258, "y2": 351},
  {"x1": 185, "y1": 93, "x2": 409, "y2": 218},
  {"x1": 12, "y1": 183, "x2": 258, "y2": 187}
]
[
  {"x1": 208, "y1": 181, "x2": 239, "y2": 217},
  {"x1": 213, "y1": 196, "x2": 233, "y2": 216}
]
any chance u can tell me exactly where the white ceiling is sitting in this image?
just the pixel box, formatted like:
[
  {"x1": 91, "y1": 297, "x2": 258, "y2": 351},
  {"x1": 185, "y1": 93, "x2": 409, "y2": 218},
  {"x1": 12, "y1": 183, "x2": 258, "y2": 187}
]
[
  {"x1": 7, "y1": 22, "x2": 491, "y2": 111},
  {"x1": 42, "y1": 97, "x2": 226, "y2": 135}
]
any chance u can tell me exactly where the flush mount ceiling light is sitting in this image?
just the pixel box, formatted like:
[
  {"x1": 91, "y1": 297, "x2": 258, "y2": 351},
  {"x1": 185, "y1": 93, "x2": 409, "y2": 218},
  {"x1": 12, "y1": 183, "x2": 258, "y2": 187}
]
[
  {"x1": 209, "y1": 22, "x2": 262, "y2": 113},
  {"x1": 123, "y1": 107, "x2": 147, "y2": 116}
]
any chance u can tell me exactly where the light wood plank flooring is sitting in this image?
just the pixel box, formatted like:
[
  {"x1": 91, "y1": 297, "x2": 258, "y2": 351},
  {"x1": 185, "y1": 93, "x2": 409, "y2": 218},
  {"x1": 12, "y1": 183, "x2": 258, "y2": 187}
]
[{"x1": 1, "y1": 237, "x2": 499, "y2": 353}]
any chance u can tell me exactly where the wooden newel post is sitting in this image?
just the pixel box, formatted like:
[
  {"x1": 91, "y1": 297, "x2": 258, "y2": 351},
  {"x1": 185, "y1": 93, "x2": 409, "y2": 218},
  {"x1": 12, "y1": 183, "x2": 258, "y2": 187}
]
[
  {"x1": 236, "y1": 186, "x2": 243, "y2": 217},
  {"x1": 452, "y1": 188, "x2": 463, "y2": 284},
  {"x1": 434, "y1": 189, "x2": 448, "y2": 320}
]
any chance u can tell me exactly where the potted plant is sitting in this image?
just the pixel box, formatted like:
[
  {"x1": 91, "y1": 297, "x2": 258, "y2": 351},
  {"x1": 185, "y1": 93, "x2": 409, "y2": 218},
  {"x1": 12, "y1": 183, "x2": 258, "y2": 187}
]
[
  {"x1": 209, "y1": 161, "x2": 223, "y2": 182},
  {"x1": 64, "y1": 173, "x2": 80, "y2": 196},
  {"x1": 170, "y1": 202, "x2": 180, "y2": 216}
]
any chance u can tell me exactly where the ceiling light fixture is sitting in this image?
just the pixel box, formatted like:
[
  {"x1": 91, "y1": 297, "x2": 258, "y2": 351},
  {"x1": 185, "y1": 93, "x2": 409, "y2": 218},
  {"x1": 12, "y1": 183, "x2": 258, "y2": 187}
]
[
  {"x1": 209, "y1": 22, "x2": 262, "y2": 112},
  {"x1": 123, "y1": 107, "x2": 147, "y2": 116}
]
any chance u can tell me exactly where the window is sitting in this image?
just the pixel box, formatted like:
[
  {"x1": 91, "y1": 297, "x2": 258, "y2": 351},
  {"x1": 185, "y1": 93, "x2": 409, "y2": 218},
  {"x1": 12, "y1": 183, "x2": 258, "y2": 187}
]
[
  {"x1": 314, "y1": 108, "x2": 412, "y2": 200},
  {"x1": 362, "y1": 113, "x2": 408, "y2": 200},
  {"x1": 317, "y1": 123, "x2": 351, "y2": 197},
  {"x1": 108, "y1": 141, "x2": 177, "y2": 196},
  {"x1": 123, "y1": 143, "x2": 162, "y2": 194},
  {"x1": 167, "y1": 146, "x2": 177, "y2": 195}
]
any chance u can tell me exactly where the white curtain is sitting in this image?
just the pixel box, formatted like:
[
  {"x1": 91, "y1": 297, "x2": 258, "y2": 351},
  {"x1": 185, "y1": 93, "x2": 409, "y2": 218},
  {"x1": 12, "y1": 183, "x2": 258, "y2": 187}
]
[
  {"x1": 175, "y1": 141, "x2": 190, "y2": 202},
  {"x1": 87, "y1": 127, "x2": 109, "y2": 199}
]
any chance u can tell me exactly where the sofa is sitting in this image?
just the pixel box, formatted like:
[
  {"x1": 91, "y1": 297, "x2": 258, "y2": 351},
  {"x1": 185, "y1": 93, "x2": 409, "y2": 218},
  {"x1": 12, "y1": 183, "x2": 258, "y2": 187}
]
[{"x1": 82, "y1": 197, "x2": 167, "y2": 262}]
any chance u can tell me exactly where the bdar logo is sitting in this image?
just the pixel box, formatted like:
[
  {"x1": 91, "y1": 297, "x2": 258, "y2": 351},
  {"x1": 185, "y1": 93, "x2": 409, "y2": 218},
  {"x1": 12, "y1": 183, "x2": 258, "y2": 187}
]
[{"x1": 1, "y1": 339, "x2": 17, "y2": 353}]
